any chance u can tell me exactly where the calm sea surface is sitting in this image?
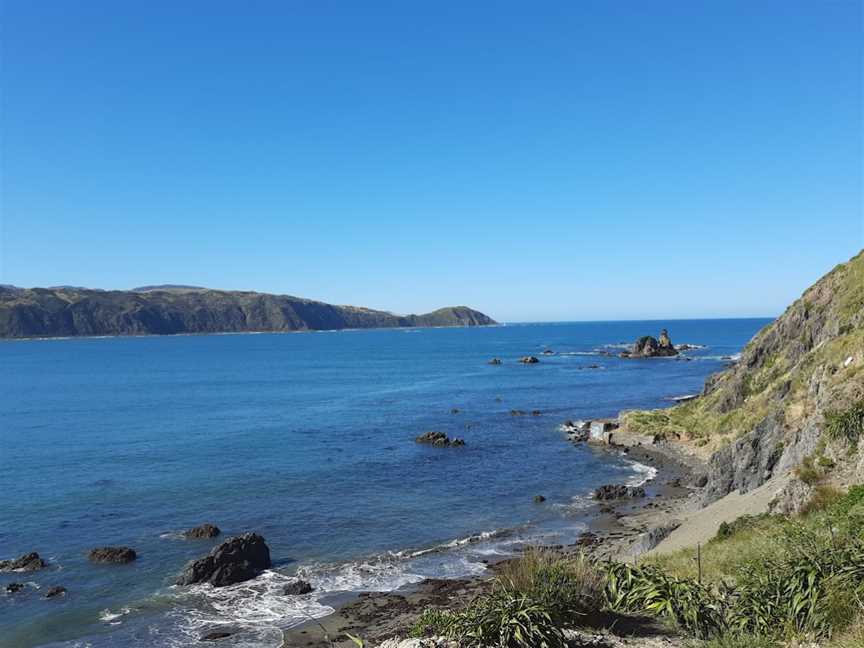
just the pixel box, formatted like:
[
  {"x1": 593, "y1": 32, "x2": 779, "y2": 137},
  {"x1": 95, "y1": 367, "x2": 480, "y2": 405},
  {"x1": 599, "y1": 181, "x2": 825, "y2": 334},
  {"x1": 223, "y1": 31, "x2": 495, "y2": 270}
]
[{"x1": 0, "y1": 319, "x2": 770, "y2": 647}]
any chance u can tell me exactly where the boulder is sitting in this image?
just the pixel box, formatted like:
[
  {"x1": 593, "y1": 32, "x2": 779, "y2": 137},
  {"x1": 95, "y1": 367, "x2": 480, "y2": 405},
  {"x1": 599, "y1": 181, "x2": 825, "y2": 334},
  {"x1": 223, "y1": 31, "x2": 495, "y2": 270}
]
[
  {"x1": 593, "y1": 484, "x2": 646, "y2": 500},
  {"x1": 177, "y1": 533, "x2": 272, "y2": 587},
  {"x1": 415, "y1": 431, "x2": 464, "y2": 448},
  {"x1": 183, "y1": 524, "x2": 222, "y2": 539},
  {"x1": 44, "y1": 586, "x2": 66, "y2": 598},
  {"x1": 0, "y1": 552, "x2": 46, "y2": 572},
  {"x1": 6, "y1": 582, "x2": 24, "y2": 593},
  {"x1": 88, "y1": 547, "x2": 137, "y2": 564},
  {"x1": 510, "y1": 409, "x2": 526, "y2": 416},
  {"x1": 533, "y1": 495, "x2": 546, "y2": 503},
  {"x1": 488, "y1": 358, "x2": 502, "y2": 365},
  {"x1": 283, "y1": 579, "x2": 314, "y2": 595},
  {"x1": 519, "y1": 356, "x2": 540, "y2": 364}
]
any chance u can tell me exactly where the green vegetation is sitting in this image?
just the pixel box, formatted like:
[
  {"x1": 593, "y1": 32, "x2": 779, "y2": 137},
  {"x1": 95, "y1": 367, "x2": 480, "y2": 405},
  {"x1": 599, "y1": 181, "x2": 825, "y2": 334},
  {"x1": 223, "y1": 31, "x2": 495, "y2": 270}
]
[
  {"x1": 826, "y1": 400, "x2": 864, "y2": 447},
  {"x1": 637, "y1": 486, "x2": 864, "y2": 644},
  {"x1": 622, "y1": 251, "x2": 864, "y2": 452},
  {"x1": 410, "y1": 487, "x2": 864, "y2": 647},
  {"x1": 409, "y1": 549, "x2": 604, "y2": 647}
]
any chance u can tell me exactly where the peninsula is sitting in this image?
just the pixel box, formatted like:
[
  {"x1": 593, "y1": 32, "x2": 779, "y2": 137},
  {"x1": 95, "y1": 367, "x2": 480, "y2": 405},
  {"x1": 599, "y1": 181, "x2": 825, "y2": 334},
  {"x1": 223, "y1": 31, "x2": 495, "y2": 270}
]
[{"x1": 0, "y1": 285, "x2": 496, "y2": 339}]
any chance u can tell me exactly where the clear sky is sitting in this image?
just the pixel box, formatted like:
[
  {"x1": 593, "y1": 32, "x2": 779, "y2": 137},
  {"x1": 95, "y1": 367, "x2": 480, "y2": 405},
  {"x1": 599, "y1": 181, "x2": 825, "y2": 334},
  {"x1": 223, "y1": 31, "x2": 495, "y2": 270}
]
[{"x1": 1, "y1": 1, "x2": 862, "y2": 322}]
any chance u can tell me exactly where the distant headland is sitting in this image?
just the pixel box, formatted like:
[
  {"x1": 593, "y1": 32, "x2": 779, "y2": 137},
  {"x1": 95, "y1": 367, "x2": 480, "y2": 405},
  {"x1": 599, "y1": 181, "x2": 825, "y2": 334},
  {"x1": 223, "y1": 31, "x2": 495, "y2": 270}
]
[{"x1": 0, "y1": 285, "x2": 496, "y2": 339}]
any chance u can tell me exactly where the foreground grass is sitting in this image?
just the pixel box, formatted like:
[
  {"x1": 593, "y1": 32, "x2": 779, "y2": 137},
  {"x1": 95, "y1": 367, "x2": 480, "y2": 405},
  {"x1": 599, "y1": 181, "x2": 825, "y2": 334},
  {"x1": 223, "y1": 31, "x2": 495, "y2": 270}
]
[{"x1": 408, "y1": 485, "x2": 864, "y2": 648}]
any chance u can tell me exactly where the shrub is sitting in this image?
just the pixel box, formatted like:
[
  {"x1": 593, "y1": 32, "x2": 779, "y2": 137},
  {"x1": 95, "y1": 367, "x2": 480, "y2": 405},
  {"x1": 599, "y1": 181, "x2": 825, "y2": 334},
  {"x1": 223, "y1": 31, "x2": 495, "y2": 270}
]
[
  {"x1": 496, "y1": 549, "x2": 604, "y2": 623},
  {"x1": 826, "y1": 401, "x2": 864, "y2": 446}
]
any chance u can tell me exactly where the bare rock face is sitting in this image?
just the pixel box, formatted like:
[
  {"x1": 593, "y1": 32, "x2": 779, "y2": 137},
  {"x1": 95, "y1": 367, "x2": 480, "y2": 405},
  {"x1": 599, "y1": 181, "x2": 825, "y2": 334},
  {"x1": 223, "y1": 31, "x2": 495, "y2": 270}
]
[
  {"x1": 88, "y1": 547, "x2": 137, "y2": 564},
  {"x1": 177, "y1": 533, "x2": 271, "y2": 587},
  {"x1": 183, "y1": 524, "x2": 221, "y2": 539},
  {"x1": 0, "y1": 552, "x2": 46, "y2": 572},
  {"x1": 414, "y1": 431, "x2": 465, "y2": 448}
]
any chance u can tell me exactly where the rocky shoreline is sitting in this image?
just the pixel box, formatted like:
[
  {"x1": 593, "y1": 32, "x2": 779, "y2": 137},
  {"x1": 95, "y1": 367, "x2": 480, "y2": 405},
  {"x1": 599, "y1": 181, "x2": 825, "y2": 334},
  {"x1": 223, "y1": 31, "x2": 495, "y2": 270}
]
[{"x1": 281, "y1": 422, "x2": 706, "y2": 648}]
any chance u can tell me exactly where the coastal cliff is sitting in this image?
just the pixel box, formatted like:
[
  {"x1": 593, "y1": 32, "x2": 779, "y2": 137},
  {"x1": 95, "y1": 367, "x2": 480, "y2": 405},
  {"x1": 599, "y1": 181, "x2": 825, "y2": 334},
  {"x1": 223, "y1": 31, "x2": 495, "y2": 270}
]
[
  {"x1": 622, "y1": 249, "x2": 864, "y2": 508},
  {"x1": 0, "y1": 286, "x2": 496, "y2": 338}
]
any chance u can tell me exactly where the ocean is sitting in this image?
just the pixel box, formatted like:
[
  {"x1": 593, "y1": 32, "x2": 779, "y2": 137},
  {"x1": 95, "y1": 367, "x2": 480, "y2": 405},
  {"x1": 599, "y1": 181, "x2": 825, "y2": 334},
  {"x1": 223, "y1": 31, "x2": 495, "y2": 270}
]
[{"x1": 0, "y1": 318, "x2": 770, "y2": 647}]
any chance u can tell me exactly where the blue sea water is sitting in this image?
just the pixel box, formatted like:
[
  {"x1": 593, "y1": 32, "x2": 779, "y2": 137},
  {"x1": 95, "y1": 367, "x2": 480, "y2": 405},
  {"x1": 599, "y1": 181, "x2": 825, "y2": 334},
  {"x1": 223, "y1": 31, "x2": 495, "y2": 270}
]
[{"x1": 0, "y1": 319, "x2": 770, "y2": 648}]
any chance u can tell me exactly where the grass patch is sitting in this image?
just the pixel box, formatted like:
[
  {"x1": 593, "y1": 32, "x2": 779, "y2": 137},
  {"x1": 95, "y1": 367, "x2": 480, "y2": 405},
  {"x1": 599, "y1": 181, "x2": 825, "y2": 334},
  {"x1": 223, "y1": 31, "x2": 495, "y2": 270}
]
[{"x1": 826, "y1": 401, "x2": 864, "y2": 447}]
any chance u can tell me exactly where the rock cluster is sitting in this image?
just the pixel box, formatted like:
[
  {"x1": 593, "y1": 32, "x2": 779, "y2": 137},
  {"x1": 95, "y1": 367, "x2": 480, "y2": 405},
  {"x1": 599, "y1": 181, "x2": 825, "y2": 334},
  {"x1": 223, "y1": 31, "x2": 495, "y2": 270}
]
[
  {"x1": 487, "y1": 358, "x2": 502, "y2": 365},
  {"x1": 593, "y1": 484, "x2": 646, "y2": 500},
  {"x1": 415, "y1": 431, "x2": 465, "y2": 448},
  {"x1": 620, "y1": 329, "x2": 679, "y2": 358},
  {"x1": 519, "y1": 356, "x2": 540, "y2": 364},
  {"x1": 88, "y1": 547, "x2": 137, "y2": 564},
  {"x1": 0, "y1": 552, "x2": 46, "y2": 572},
  {"x1": 177, "y1": 533, "x2": 272, "y2": 587}
]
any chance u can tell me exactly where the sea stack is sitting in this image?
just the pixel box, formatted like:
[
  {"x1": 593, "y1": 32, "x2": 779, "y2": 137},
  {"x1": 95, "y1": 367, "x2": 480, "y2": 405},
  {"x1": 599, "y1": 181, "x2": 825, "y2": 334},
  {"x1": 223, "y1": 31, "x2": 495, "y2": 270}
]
[{"x1": 621, "y1": 329, "x2": 679, "y2": 358}]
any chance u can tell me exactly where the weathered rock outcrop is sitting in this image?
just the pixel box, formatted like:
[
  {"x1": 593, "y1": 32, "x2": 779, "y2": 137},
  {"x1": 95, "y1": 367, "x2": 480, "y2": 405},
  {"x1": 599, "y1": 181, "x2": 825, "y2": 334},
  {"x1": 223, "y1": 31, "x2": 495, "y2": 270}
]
[
  {"x1": 88, "y1": 547, "x2": 137, "y2": 564},
  {"x1": 177, "y1": 533, "x2": 271, "y2": 587},
  {"x1": 0, "y1": 285, "x2": 496, "y2": 338},
  {"x1": 0, "y1": 552, "x2": 46, "y2": 572},
  {"x1": 415, "y1": 431, "x2": 465, "y2": 448}
]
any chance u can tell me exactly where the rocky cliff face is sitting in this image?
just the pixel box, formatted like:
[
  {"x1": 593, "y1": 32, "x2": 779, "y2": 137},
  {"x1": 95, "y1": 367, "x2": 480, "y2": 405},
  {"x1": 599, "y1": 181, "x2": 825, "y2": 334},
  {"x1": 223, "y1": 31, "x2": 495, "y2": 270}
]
[
  {"x1": 0, "y1": 286, "x2": 496, "y2": 338},
  {"x1": 623, "y1": 250, "x2": 864, "y2": 507}
]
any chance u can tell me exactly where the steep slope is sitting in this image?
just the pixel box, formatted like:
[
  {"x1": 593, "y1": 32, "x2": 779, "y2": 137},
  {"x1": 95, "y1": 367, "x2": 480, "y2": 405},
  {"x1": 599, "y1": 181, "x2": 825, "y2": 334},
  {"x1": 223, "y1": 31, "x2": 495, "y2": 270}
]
[
  {"x1": 622, "y1": 250, "x2": 864, "y2": 508},
  {"x1": 0, "y1": 286, "x2": 496, "y2": 338}
]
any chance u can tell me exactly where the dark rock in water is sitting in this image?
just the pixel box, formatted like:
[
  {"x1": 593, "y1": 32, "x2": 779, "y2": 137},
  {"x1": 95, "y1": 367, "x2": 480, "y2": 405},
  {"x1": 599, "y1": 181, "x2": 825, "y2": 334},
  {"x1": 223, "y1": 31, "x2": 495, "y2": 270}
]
[
  {"x1": 450, "y1": 408, "x2": 460, "y2": 414},
  {"x1": 415, "y1": 431, "x2": 465, "y2": 448},
  {"x1": 541, "y1": 349, "x2": 555, "y2": 355},
  {"x1": 6, "y1": 582, "x2": 24, "y2": 593},
  {"x1": 183, "y1": 524, "x2": 222, "y2": 539},
  {"x1": 519, "y1": 356, "x2": 540, "y2": 364},
  {"x1": 510, "y1": 409, "x2": 526, "y2": 416},
  {"x1": 533, "y1": 495, "x2": 546, "y2": 503},
  {"x1": 177, "y1": 533, "x2": 271, "y2": 587},
  {"x1": 627, "y1": 329, "x2": 679, "y2": 358},
  {"x1": 531, "y1": 410, "x2": 542, "y2": 416},
  {"x1": 44, "y1": 586, "x2": 66, "y2": 598},
  {"x1": 0, "y1": 552, "x2": 46, "y2": 572},
  {"x1": 593, "y1": 484, "x2": 646, "y2": 500},
  {"x1": 201, "y1": 631, "x2": 234, "y2": 641},
  {"x1": 488, "y1": 358, "x2": 502, "y2": 365},
  {"x1": 88, "y1": 547, "x2": 137, "y2": 564},
  {"x1": 283, "y1": 579, "x2": 314, "y2": 595},
  {"x1": 186, "y1": 536, "x2": 269, "y2": 587}
]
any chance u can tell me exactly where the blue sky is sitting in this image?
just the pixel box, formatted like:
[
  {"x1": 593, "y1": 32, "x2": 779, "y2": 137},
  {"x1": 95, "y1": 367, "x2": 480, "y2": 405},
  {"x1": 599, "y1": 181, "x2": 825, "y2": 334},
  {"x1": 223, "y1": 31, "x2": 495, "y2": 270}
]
[{"x1": 1, "y1": 1, "x2": 861, "y2": 321}]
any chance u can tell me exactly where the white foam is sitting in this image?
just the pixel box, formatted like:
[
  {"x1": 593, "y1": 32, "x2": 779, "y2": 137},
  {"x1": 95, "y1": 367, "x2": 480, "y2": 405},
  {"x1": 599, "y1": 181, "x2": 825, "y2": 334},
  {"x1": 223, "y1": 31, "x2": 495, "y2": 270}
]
[
  {"x1": 625, "y1": 460, "x2": 658, "y2": 486},
  {"x1": 174, "y1": 570, "x2": 334, "y2": 646},
  {"x1": 99, "y1": 607, "x2": 132, "y2": 624}
]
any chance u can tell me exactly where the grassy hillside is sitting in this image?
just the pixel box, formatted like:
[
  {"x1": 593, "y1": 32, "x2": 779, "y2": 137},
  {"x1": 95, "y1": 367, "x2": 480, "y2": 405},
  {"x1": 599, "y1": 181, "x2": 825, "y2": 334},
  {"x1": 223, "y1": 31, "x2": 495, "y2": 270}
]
[{"x1": 622, "y1": 250, "x2": 864, "y2": 459}]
